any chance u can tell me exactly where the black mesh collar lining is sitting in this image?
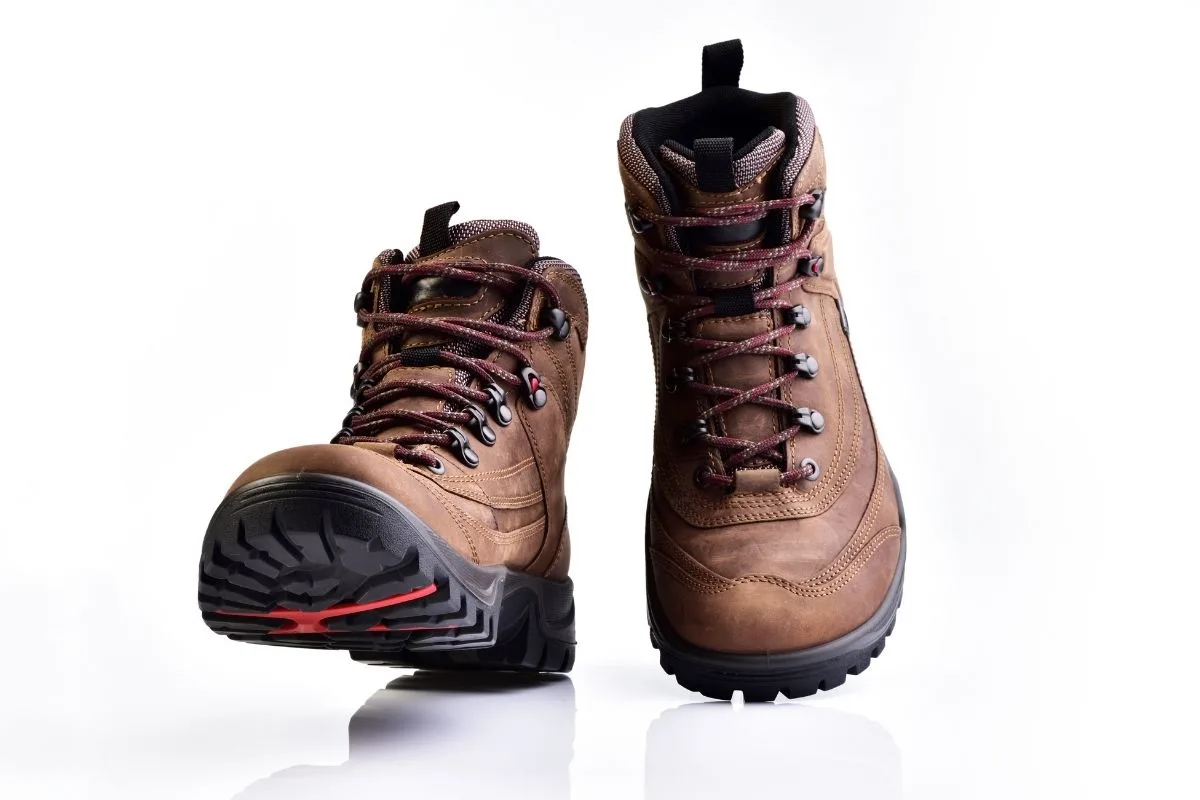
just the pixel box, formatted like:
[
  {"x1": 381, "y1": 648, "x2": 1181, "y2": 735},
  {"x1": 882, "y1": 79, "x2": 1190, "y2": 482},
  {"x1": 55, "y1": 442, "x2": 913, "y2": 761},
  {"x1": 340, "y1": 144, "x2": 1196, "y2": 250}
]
[{"x1": 631, "y1": 86, "x2": 800, "y2": 244}]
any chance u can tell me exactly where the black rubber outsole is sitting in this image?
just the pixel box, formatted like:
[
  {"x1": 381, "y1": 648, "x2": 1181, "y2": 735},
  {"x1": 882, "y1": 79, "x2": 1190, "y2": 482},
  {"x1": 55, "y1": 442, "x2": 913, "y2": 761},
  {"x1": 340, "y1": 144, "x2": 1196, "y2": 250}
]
[
  {"x1": 647, "y1": 468, "x2": 907, "y2": 702},
  {"x1": 198, "y1": 474, "x2": 575, "y2": 673}
]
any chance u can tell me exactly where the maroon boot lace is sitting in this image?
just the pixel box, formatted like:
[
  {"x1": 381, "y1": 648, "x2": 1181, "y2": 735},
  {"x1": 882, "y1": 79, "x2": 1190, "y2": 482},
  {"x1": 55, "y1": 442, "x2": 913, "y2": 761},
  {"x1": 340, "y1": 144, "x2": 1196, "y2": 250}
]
[
  {"x1": 633, "y1": 194, "x2": 825, "y2": 490},
  {"x1": 331, "y1": 258, "x2": 565, "y2": 473}
]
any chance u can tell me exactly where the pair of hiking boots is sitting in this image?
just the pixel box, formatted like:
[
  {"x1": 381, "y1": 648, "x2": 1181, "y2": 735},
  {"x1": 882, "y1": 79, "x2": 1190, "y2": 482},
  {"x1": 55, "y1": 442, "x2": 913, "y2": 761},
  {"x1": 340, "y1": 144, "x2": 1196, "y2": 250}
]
[{"x1": 198, "y1": 40, "x2": 906, "y2": 702}]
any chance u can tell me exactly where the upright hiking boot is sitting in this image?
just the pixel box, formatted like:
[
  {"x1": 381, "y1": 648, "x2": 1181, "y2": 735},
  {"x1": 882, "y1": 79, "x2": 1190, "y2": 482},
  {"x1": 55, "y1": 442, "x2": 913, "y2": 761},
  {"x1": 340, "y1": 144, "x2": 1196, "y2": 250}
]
[
  {"x1": 618, "y1": 40, "x2": 905, "y2": 700},
  {"x1": 198, "y1": 203, "x2": 587, "y2": 672}
]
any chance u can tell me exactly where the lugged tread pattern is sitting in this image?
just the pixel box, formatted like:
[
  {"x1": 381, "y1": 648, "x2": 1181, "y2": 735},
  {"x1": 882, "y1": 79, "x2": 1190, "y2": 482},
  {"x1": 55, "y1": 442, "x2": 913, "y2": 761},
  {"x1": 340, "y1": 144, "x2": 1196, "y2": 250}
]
[
  {"x1": 197, "y1": 474, "x2": 575, "y2": 672},
  {"x1": 352, "y1": 588, "x2": 575, "y2": 673},
  {"x1": 199, "y1": 512, "x2": 426, "y2": 613},
  {"x1": 654, "y1": 611, "x2": 897, "y2": 702}
]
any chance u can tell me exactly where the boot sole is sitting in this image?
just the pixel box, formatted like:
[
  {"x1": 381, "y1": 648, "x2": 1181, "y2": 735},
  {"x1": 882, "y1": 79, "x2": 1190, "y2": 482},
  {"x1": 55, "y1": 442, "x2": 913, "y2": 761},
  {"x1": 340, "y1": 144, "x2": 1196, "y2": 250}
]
[
  {"x1": 647, "y1": 468, "x2": 907, "y2": 702},
  {"x1": 198, "y1": 473, "x2": 575, "y2": 673}
]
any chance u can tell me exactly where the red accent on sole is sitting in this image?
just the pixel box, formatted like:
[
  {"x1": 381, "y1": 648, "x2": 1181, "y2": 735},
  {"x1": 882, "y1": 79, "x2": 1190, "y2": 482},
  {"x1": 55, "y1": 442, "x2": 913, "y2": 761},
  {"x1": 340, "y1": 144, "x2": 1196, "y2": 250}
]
[
  {"x1": 365, "y1": 623, "x2": 460, "y2": 633},
  {"x1": 216, "y1": 583, "x2": 439, "y2": 634}
]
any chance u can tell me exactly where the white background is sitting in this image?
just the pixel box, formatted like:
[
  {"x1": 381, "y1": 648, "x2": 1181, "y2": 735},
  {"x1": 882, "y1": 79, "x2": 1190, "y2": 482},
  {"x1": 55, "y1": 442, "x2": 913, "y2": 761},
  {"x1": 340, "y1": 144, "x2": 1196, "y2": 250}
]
[{"x1": 1, "y1": 1, "x2": 1197, "y2": 797}]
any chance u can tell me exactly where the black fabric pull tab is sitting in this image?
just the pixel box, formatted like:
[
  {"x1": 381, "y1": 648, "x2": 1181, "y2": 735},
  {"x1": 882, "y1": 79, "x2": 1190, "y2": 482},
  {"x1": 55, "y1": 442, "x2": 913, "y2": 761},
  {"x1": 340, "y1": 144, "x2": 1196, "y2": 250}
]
[
  {"x1": 418, "y1": 201, "x2": 460, "y2": 257},
  {"x1": 694, "y1": 137, "x2": 737, "y2": 192},
  {"x1": 701, "y1": 39, "x2": 743, "y2": 89}
]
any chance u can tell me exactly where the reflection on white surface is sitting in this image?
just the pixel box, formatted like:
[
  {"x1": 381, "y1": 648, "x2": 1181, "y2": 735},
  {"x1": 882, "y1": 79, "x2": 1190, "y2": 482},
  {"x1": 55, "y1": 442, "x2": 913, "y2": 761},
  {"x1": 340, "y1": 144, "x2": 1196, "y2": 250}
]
[
  {"x1": 645, "y1": 702, "x2": 900, "y2": 800},
  {"x1": 232, "y1": 672, "x2": 575, "y2": 800},
  {"x1": 224, "y1": 670, "x2": 899, "y2": 800}
]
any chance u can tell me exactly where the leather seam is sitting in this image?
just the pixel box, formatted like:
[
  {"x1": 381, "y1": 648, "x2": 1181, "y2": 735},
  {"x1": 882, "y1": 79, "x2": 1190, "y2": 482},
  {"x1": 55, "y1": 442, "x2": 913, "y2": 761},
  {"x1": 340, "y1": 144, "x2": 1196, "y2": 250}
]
[
  {"x1": 436, "y1": 457, "x2": 537, "y2": 481},
  {"x1": 653, "y1": 526, "x2": 900, "y2": 598},
  {"x1": 518, "y1": 397, "x2": 556, "y2": 571},
  {"x1": 804, "y1": 445, "x2": 889, "y2": 583},
  {"x1": 734, "y1": 527, "x2": 901, "y2": 598},
  {"x1": 420, "y1": 476, "x2": 481, "y2": 563},
  {"x1": 649, "y1": 513, "x2": 736, "y2": 588},
  {"x1": 541, "y1": 341, "x2": 572, "y2": 432},
  {"x1": 424, "y1": 479, "x2": 545, "y2": 550},
  {"x1": 488, "y1": 490, "x2": 545, "y2": 509}
]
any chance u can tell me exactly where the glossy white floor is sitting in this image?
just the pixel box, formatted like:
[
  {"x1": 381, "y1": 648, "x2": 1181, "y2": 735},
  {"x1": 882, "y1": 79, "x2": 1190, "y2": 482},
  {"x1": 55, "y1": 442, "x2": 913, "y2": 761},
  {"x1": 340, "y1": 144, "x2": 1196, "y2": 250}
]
[
  {"x1": 0, "y1": 598, "x2": 1177, "y2": 800},
  {"x1": 0, "y1": 627, "x2": 1103, "y2": 800},
  {"x1": 1, "y1": 1, "x2": 1196, "y2": 797}
]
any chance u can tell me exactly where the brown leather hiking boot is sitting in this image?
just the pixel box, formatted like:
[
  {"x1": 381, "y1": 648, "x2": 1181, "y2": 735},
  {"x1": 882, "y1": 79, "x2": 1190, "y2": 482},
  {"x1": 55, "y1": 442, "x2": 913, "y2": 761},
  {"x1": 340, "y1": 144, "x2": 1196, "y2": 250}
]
[
  {"x1": 618, "y1": 40, "x2": 905, "y2": 700},
  {"x1": 198, "y1": 203, "x2": 586, "y2": 672}
]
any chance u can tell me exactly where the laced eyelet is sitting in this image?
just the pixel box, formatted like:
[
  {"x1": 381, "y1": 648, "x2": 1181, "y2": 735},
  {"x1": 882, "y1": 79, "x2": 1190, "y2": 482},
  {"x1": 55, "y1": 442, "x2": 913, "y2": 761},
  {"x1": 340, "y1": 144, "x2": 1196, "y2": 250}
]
[
  {"x1": 800, "y1": 457, "x2": 820, "y2": 481},
  {"x1": 797, "y1": 256, "x2": 825, "y2": 278},
  {"x1": 782, "y1": 304, "x2": 812, "y2": 327},
  {"x1": 541, "y1": 306, "x2": 570, "y2": 341},
  {"x1": 679, "y1": 418, "x2": 709, "y2": 445},
  {"x1": 786, "y1": 353, "x2": 819, "y2": 379},
  {"x1": 350, "y1": 362, "x2": 371, "y2": 397},
  {"x1": 463, "y1": 405, "x2": 496, "y2": 445},
  {"x1": 353, "y1": 291, "x2": 372, "y2": 327},
  {"x1": 661, "y1": 318, "x2": 686, "y2": 342},
  {"x1": 792, "y1": 407, "x2": 825, "y2": 434},
  {"x1": 639, "y1": 274, "x2": 667, "y2": 297},
  {"x1": 801, "y1": 189, "x2": 825, "y2": 221},
  {"x1": 520, "y1": 366, "x2": 548, "y2": 409},
  {"x1": 483, "y1": 383, "x2": 513, "y2": 426},
  {"x1": 626, "y1": 202, "x2": 653, "y2": 235},
  {"x1": 665, "y1": 365, "x2": 695, "y2": 394},
  {"x1": 330, "y1": 427, "x2": 353, "y2": 444},
  {"x1": 350, "y1": 377, "x2": 376, "y2": 400},
  {"x1": 341, "y1": 404, "x2": 364, "y2": 429},
  {"x1": 445, "y1": 427, "x2": 479, "y2": 468},
  {"x1": 426, "y1": 458, "x2": 446, "y2": 475}
]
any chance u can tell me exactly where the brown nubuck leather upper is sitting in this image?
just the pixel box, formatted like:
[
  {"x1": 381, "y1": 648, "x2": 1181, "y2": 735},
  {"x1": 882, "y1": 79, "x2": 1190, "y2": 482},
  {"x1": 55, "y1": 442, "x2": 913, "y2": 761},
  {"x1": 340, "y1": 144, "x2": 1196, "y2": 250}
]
[
  {"x1": 618, "y1": 48, "x2": 902, "y2": 653},
  {"x1": 228, "y1": 204, "x2": 587, "y2": 581}
]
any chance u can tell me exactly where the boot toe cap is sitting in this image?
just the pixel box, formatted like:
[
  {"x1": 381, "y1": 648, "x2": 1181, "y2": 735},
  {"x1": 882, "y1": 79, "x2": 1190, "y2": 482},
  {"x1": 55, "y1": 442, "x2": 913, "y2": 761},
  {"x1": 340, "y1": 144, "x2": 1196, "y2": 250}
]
[{"x1": 649, "y1": 528, "x2": 902, "y2": 654}]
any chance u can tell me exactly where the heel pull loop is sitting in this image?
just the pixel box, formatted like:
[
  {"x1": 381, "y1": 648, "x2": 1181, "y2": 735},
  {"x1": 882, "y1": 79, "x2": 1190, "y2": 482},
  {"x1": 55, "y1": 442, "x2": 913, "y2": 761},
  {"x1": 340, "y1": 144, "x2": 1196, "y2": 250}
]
[{"x1": 701, "y1": 39, "x2": 743, "y2": 89}]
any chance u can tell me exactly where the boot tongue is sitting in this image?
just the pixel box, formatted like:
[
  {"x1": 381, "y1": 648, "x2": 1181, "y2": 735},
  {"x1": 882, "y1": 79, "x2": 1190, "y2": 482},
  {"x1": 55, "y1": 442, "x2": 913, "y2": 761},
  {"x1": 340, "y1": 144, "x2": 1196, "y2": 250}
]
[
  {"x1": 389, "y1": 214, "x2": 541, "y2": 348},
  {"x1": 659, "y1": 126, "x2": 785, "y2": 198},
  {"x1": 660, "y1": 127, "x2": 787, "y2": 467},
  {"x1": 658, "y1": 127, "x2": 784, "y2": 291},
  {"x1": 401, "y1": 215, "x2": 540, "y2": 314}
]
